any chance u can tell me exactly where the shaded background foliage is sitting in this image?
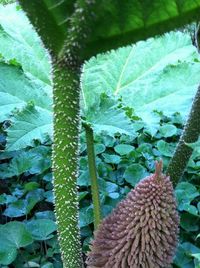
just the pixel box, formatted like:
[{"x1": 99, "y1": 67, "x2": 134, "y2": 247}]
[{"x1": 0, "y1": 3, "x2": 200, "y2": 268}]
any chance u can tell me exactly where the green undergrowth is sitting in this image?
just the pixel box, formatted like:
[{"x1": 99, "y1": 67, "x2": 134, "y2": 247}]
[{"x1": 0, "y1": 111, "x2": 200, "y2": 267}]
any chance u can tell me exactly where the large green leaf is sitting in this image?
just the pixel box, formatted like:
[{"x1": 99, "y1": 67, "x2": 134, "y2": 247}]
[
  {"x1": 0, "y1": 4, "x2": 53, "y2": 151},
  {"x1": 0, "y1": 4, "x2": 51, "y2": 85},
  {"x1": 18, "y1": 0, "x2": 200, "y2": 59},
  {"x1": 83, "y1": 0, "x2": 200, "y2": 58},
  {"x1": 82, "y1": 31, "x2": 200, "y2": 121},
  {"x1": 0, "y1": 4, "x2": 135, "y2": 150},
  {"x1": 0, "y1": 63, "x2": 51, "y2": 122},
  {"x1": 85, "y1": 94, "x2": 134, "y2": 136},
  {"x1": 6, "y1": 105, "x2": 52, "y2": 151}
]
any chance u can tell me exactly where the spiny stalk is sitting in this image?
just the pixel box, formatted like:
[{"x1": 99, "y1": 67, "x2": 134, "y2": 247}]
[{"x1": 167, "y1": 85, "x2": 200, "y2": 186}]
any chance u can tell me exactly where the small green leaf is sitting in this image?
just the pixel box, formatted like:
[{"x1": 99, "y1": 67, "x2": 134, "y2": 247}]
[
  {"x1": 94, "y1": 144, "x2": 106, "y2": 155},
  {"x1": 108, "y1": 192, "x2": 120, "y2": 199},
  {"x1": 0, "y1": 221, "x2": 33, "y2": 265},
  {"x1": 24, "y1": 182, "x2": 40, "y2": 191},
  {"x1": 102, "y1": 153, "x2": 121, "y2": 164},
  {"x1": 105, "y1": 181, "x2": 118, "y2": 193},
  {"x1": 181, "y1": 204, "x2": 198, "y2": 216},
  {"x1": 78, "y1": 170, "x2": 90, "y2": 186},
  {"x1": 35, "y1": 211, "x2": 55, "y2": 221},
  {"x1": 98, "y1": 179, "x2": 118, "y2": 195},
  {"x1": 192, "y1": 253, "x2": 200, "y2": 262},
  {"x1": 0, "y1": 247, "x2": 17, "y2": 265},
  {"x1": 124, "y1": 164, "x2": 147, "y2": 186},
  {"x1": 180, "y1": 214, "x2": 199, "y2": 232},
  {"x1": 159, "y1": 124, "x2": 177, "y2": 137},
  {"x1": 185, "y1": 137, "x2": 200, "y2": 154},
  {"x1": 196, "y1": 233, "x2": 200, "y2": 240},
  {"x1": 43, "y1": 173, "x2": 52, "y2": 182},
  {"x1": 102, "y1": 205, "x2": 113, "y2": 218},
  {"x1": 3, "y1": 189, "x2": 44, "y2": 217},
  {"x1": 182, "y1": 242, "x2": 200, "y2": 255},
  {"x1": 157, "y1": 140, "x2": 175, "y2": 157},
  {"x1": 174, "y1": 243, "x2": 195, "y2": 268},
  {"x1": 44, "y1": 191, "x2": 54, "y2": 203},
  {"x1": 0, "y1": 151, "x2": 43, "y2": 178},
  {"x1": 0, "y1": 194, "x2": 7, "y2": 204},
  {"x1": 41, "y1": 263, "x2": 54, "y2": 268},
  {"x1": 26, "y1": 219, "x2": 57, "y2": 241},
  {"x1": 198, "y1": 202, "x2": 200, "y2": 213},
  {"x1": 114, "y1": 144, "x2": 134, "y2": 155},
  {"x1": 175, "y1": 182, "x2": 199, "y2": 211},
  {"x1": 3, "y1": 200, "x2": 27, "y2": 218},
  {"x1": 79, "y1": 206, "x2": 94, "y2": 228},
  {"x1": 137, "y1": 143, "x2": 153, "y2": 154},
  {"x1": 24, "y1": 262, "x2": 40, "y2": 267}
]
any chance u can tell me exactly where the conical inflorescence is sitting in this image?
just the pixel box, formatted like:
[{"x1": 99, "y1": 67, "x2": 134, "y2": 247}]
[{"x1": 86, "y1": 160, "x2": 179, "y2": 268}]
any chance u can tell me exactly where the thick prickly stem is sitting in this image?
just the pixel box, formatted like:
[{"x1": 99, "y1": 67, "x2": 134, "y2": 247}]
[{"x1": 53, "y1": 62, "x2": 83, "y2": 268}]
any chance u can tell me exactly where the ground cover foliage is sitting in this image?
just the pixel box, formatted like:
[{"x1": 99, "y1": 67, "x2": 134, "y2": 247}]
[{"x1": 0, "y1": 4, "x2": 200, "y2": 268}]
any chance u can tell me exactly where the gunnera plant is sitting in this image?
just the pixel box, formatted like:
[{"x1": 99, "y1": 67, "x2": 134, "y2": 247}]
[{"x1": 86, "y1": 160, "x2": 179, "y2": 268}]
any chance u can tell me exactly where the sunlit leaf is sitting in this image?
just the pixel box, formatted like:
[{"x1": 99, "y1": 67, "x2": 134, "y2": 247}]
[
  {"x1": 82, "y1": 32, "x2": 200, "y2": 124},
  {"x1": 6, "y1": 105, "x2": 52, "y2": 151}
]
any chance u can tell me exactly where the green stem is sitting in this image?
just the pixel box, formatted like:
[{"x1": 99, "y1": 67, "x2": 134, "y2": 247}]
[
  {"x1": 19, "y1": 1, "x2": 98, "y2": 267},
  {"x1": 53, "y1": 63, "x2": 83, "y2": 268},
  {"x1": 167, "y1": 86, "x2": 200, "y2": 186},
  {"x1": 83, "y1": 123, "x2": 101, "y2": 229}
]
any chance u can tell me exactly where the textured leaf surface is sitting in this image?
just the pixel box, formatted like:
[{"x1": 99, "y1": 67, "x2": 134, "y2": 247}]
[
  {"x1": 0, "y1": 4, "x2": 53, "y2": 150},
  {"x1": 82, "y1": 32, "x2": 200, "y2": 121},
  {"x1": 83, "y1": 0, "x2": 200, "y2": 58},
  {"x1": 6, "y1": 105, "x2": 52, "y2": 151},
  {"x1": 0, "y1": 64, "x2": 52, "y2": 122},
  {"x1": 0, "y1": 4, "x2": 51, "y2": 85},
  {"x1": 18, "y1": 0, "x2": 200, "y2": 59},
  {"x1": 85, "y1": 95, "x2": 134, "y2": 136}
]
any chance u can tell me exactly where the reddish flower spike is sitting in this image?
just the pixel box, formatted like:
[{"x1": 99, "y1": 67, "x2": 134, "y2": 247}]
[{"x1": 86, "y1": 160, "x2": 179, "y2": 268}]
